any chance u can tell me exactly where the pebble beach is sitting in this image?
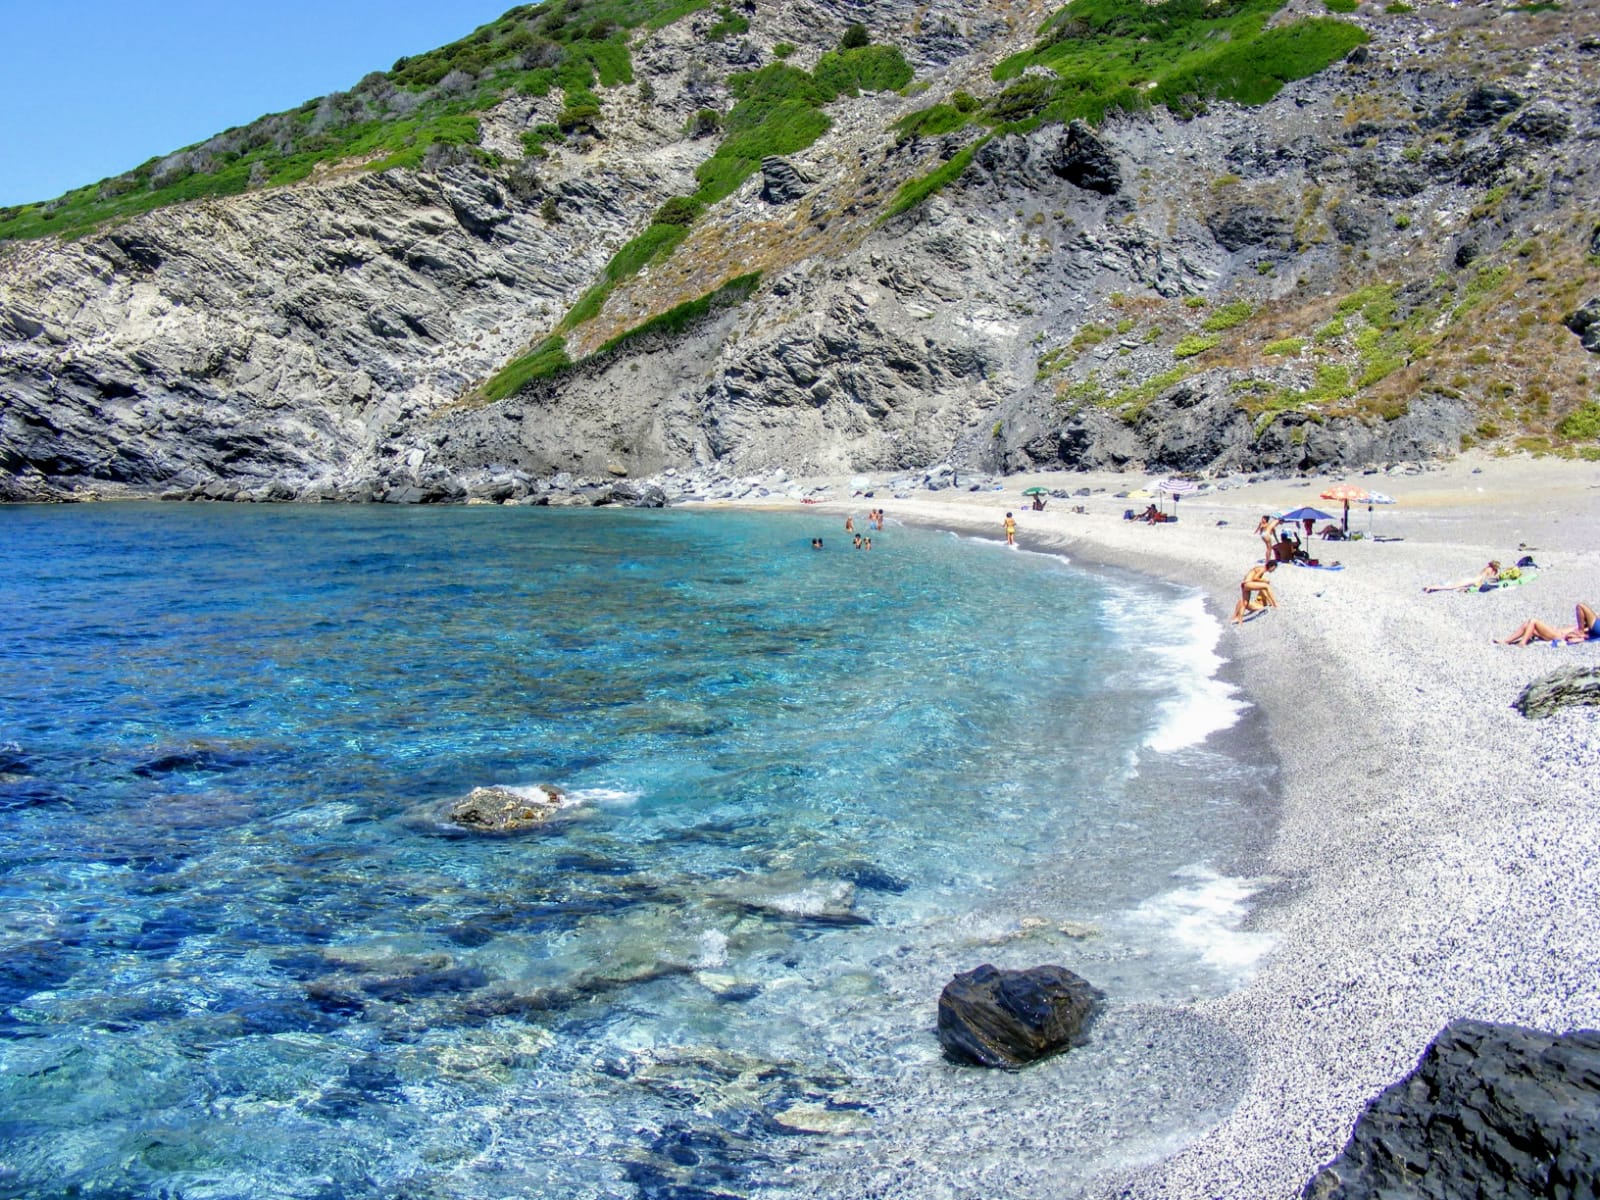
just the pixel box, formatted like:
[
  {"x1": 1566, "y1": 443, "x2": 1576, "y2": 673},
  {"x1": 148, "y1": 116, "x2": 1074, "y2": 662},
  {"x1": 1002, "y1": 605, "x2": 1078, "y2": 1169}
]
[{"x1": 734, "y1": 452, "x2": 1600, "y2": 1197}]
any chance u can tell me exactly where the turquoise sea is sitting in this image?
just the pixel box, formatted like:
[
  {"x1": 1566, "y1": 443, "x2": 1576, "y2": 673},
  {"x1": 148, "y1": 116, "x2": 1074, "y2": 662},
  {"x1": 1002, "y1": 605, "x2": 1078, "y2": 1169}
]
[{"x1": 0, "y1": 504, "x2": 1274, "y2": 1199}]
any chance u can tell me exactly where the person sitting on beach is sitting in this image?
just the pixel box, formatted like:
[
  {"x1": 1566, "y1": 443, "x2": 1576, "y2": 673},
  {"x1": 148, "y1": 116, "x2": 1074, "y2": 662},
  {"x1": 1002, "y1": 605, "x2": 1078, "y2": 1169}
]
[
  {"x1": 1423, "y1": 561, "x2": 1500, "y2": 594},
  {"x1": 1272, "y1": 533, "x2": 1303, "y2": 564},
  {"x1": 1231, "y1": 562, "x2": 1280, "y2": 624},
  {"x1": 1031, "y1": 495, "x2": 1046, "y2": 511},
  {"x1": 1319, "y1": 524, "x2": 1344, "y2": 540},
  {"x1": 1495, "y1": 603, "x2": 1599, "y2": 645},
  {"x1": 1142, "y1": 504, "x2": 1162, "y2": 523}
]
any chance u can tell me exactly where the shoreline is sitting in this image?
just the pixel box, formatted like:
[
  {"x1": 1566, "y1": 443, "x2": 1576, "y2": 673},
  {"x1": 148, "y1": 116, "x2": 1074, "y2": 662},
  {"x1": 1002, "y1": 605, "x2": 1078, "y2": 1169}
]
[{"x1": 720, "y1": 452, "x2": 1600, "y2": 1197}]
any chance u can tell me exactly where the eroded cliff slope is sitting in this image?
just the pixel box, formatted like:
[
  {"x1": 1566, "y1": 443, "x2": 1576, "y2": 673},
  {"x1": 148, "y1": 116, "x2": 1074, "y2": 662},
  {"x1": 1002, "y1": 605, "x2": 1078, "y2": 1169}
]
[{"x1": 2, "y1": 0, "x2": 1597, "y2": 502}]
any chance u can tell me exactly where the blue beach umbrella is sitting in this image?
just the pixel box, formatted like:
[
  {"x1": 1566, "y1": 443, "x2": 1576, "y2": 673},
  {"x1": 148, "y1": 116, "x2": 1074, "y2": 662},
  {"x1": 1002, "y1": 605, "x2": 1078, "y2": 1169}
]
[{"x1": 1279, "y1": 506, "x2": 1334, "y2": 524}]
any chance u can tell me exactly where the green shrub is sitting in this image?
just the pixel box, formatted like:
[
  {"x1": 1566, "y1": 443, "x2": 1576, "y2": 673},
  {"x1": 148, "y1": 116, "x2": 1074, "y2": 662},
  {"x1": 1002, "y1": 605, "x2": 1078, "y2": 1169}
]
[
  {"x1": 1173, "y1": 334, "x2": 1221, "y2": 359},
  {"x1": 1264, "y1": 336, "x2": 1306, "y2": 356},
  {"x1": 840, "y1": 22, "x2": 870, "y2": 49},
  {"x1": 952, "y1": 90, "x2": 980, "y2": 112},
  {"x1": 814, "y1": 45, "x2": 913, "y2": 96},
  {"x1": 772, "y1": 42, "x2": 796, "y2": 58},
  {"x1": 894, "y1": 103, "x2": 970, "y2": 140},
  {"x1": 1201, "y1": 300, "x2": 1255, "y2": 332},
  {"x1": 1324, "y1": 0, "x2": 1358, "y2": 13},
  {"x1": 653, "y1": 195, "x2": 705, "y2": 225},
  {"x1": 707, "y1": 5, "x2": 750, "y2": 40},
  {"x1": 482, "y1": 337, "x2": 572, "y2": 400},
  {"x1": 1556, "y1": 401, "x2": 1600, "y2": 441}
]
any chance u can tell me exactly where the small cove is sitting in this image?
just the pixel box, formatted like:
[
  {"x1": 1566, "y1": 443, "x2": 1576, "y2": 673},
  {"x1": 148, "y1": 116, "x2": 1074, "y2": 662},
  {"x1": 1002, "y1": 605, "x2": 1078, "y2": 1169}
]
[{"x1": 0, "y1": 503, "x2": 1277, "y2": 1199}]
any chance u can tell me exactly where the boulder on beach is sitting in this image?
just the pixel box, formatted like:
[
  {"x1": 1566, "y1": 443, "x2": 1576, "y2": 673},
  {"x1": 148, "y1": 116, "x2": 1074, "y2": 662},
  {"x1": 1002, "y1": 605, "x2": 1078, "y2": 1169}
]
[
  {"x1": 1514, "y1": 666, "x2": 1600, "y2": 719},
  {"x1": 447, "y1": 784, "x2": 566, "y2": 833},
  {"x1": 936, "y1": 963, "x2": 1104, "y2": 1068},
  {"x1": 1303, "y1": 1019, "x2": 1600, "y2": 1199}
]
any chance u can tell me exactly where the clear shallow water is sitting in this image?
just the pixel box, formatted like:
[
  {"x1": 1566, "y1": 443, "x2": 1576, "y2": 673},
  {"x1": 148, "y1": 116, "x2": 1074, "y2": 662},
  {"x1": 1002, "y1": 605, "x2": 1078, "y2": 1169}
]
[{"x1": 0, "y1": 504, "x2": 1273, "y2": 1200}]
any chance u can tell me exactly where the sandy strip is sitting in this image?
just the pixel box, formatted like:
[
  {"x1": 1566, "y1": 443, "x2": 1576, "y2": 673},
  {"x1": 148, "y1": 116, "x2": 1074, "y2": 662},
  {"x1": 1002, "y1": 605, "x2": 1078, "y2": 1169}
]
[{"x1": 721, "y1": 451, "x2": 1600, "y2": 1197}]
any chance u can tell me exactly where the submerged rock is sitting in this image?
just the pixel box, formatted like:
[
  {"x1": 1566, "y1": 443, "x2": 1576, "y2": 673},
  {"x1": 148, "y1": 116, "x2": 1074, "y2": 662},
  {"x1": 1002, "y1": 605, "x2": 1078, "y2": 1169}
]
[
  {"x1": 1303, "y1": 1019, "x2": 1600, "y2": 1199},
  {"x1": 1514, "y1": 666, "x2": 1600, "y2": 718},
  {"x1": 937, "y1": 963, "x2": 1103, "y2": 1068},
  {"x1": 447, "y1": 784, "x2": 566, "y2": 833}
]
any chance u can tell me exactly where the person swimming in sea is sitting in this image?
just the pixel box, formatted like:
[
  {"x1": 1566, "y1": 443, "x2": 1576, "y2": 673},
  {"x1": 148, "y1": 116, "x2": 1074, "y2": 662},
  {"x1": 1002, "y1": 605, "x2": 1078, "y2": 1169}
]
[{"x1": 811, "y1": 537, "x2": 824, "y2": 550}]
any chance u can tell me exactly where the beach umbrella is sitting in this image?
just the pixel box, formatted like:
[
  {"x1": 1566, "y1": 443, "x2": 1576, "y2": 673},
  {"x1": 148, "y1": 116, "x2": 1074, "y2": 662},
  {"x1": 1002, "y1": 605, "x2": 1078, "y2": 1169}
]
[
  {"x1": 1279, "y1": 506, "x2": 1334, "y2": 525},
  {"x1": 1155, "y1": 478, "x2": 1199, "y2": 514},
  {"x1": 1022, "y1": 486, "x2": 1049, "y2": 495},
  {"x1": 1319, "y1": 482, "x2": 1371, "y2": 534}
]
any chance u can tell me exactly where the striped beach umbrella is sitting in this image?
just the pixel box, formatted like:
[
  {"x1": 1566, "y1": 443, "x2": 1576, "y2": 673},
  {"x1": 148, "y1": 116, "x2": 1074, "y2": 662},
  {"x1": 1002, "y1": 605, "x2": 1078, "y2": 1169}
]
[{"x1": 1156, "y1": 478, "x2": 1199, "y2": 514}]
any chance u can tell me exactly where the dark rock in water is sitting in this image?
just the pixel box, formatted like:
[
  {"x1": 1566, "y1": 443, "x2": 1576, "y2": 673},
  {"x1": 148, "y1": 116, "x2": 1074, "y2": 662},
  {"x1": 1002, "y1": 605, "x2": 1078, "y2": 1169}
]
[
  {"x1": 609, "y1": 480, "x2": 668, "y2": 508},
  {"x1": 0, "y1": 940, "x2": 78, "y2": 1006},
  {"x1": 1564, "y1": 299, "x2": 1600, "y2": 354},
  {"x1": 761, "y1": 156, "x2": 814, "y2": 204},
  {"x1": 937, "y1": 963, "x2": 1103, "y2": 1068},
  {"x1": 1514, "y1": 666, "x2": 1600, "y2": 718},
  {"x1": 1302, "y1": 1019, "x2": 1600, "y2": 1199},
  {"x1": 829, "y1": 860, "x2": 910, "y2": 894},
  {"x1": 447, "y1": 784, "x2": 565, "y2": 833},
  {"x1": 1049, "y1": 120, "x2": 1121, "y2": 195}
]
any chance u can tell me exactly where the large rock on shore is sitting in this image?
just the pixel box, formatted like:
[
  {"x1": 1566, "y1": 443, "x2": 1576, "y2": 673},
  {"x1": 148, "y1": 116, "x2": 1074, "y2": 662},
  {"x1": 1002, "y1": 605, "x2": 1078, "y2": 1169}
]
[
  {"x1": 1303, "y1": 1019, "x2": 1600, "y2": 1199},
  {"x1": 1514, "y1": 666, "x2": 1600, "y2": 718},
  {"x1": 936, "y1": 963, "x2": 1103, "y2": 1068}
]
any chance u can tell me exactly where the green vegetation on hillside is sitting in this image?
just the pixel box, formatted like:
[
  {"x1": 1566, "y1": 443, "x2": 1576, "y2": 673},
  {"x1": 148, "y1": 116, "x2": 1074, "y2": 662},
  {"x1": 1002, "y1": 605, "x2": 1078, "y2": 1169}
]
[
  {"x1": 887, "y1": 0, "x2": 1367, "y2": 217},
  {"x1": 0, "y1": 0, "x2": 716, "y2": 243},
  {"x1": 485, "y1": 29, "x2": 911, "y2": 397}
]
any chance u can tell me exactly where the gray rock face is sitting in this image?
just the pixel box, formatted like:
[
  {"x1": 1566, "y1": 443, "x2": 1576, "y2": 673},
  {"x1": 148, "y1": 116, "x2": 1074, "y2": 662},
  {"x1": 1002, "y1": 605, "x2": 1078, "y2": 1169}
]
[
  {"x1": 937, "y1": 963, "x2": 1103, "y2": 1068},
  {"x1": 1564, "y1": 299, "x2": 1600, "y2": 353},
  {"x1": 1514, "y1": 666, "x2": 1600, "y2": 719},
  {"x1": 2, "y1": 0, "x2": 1597, "y2": 498},
  {"x1": 1049, "y1": 120, "x2": 1122, "y2": 195},
  {"x1": 1302, "y1": 1019, "x2": 1600, "y2": 1199},
  {"x1": 760, "y1": 156, "x2": 814, "y2": 204}
]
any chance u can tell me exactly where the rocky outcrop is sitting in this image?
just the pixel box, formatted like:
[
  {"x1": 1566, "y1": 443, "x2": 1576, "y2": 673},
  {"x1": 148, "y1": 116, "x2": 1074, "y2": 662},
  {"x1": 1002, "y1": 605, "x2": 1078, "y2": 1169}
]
[
  {"x1": 1303, "y1": 1020, "x2": 1600, "y2": 1199},
  {"x1": 936, "y1": 963, "x2": 1103, "y2": 1068},
  {"x1": 760, "y1": 156, "x2": 814, "y2": 204},
  {"x1": 1514, "y1": 666, "x2": 1600, "y2": 719},
  {"x1": 2, "y1": 0, "x2": 1597, "y2": 498},
  {"x1": 447, "y1": 785, "x2": 566, "y2": 833},
  {"x1": 1564, "y1": 299, "x2": 1600, "y2": 354}
]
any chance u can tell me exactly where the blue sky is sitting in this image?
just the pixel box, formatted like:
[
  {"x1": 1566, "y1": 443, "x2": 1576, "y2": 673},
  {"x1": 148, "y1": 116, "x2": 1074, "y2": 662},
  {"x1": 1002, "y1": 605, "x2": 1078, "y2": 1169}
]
[{"x1": 0, "y1": 1, "x2": 514, "y2": 206}]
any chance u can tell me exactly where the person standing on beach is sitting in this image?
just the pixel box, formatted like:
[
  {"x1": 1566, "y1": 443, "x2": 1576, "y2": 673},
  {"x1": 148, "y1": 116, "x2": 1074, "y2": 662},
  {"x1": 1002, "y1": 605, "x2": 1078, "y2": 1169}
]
[
  {"x1": 1003, "y1": 512, "x2": 1017, "y2": 546},
  {"x1": 1255, "y1": 515, "x2": 1279, "y2": 563}
]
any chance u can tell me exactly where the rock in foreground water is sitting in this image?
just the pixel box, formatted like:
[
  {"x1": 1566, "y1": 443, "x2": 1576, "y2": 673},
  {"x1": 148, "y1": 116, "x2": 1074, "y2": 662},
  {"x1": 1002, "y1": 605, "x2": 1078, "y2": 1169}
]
[
  {"x1": 448, "y1": 785, "x2": 565, "y2": 833},
  {"x1": 1303, "y1": 1019, "x2": 1600, "y2": 1199},
  {"x1": 937, "y1": 963, "x2": 1103, "y2": 1068}
]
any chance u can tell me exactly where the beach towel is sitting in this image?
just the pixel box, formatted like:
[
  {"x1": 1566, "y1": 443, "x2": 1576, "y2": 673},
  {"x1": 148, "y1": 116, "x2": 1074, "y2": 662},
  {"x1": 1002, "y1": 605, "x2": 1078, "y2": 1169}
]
[
  {"x1": 1292, "y1": 560, "x2": 1344, "y2": 571},
  {"x1": 1481, "y1": 568, "x2": 1538, "y2": 591}
]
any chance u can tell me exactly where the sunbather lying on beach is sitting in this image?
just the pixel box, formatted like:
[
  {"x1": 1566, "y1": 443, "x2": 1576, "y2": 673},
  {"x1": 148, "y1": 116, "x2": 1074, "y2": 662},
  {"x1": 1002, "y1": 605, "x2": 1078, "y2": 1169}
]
[
  {"x1": 1423, "y1": 561, "x2": 1500, "y2": 593},
  {"x1": 1231, "y1": 562, "x2": 1279, "y2": 624},
  {"x1": 1495, "y1": 603, "x2": 1599, "y2": 645}
]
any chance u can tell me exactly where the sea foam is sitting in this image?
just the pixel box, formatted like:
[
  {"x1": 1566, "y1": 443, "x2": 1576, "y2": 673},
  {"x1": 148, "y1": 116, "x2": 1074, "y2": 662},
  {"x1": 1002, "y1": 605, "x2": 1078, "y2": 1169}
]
[
  {"x1": 1132, "y1": 865, "x2": 1276, "y2": 978},
  {"x1": 1105, "y1": 589, "x2": 1247, "y2": 753}
]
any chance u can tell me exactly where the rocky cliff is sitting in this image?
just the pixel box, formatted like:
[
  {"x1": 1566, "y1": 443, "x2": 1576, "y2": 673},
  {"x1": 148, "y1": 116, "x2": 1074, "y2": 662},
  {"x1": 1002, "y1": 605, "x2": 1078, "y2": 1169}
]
[{"x1": 2, "y1": 0, "x2": 1598, "y2": 503}]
